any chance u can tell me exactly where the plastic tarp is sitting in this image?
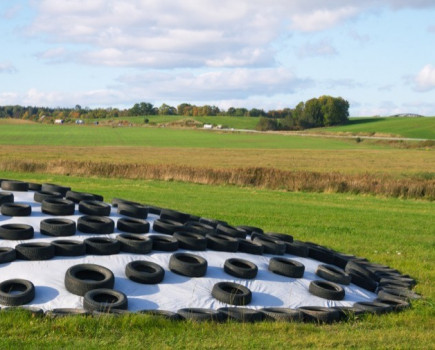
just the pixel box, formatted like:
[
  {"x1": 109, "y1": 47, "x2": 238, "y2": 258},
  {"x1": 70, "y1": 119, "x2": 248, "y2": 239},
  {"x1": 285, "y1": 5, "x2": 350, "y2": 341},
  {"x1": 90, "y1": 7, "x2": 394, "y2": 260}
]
[{"x1": 0, "y1": 190, "x2": 376, "y2": 311}]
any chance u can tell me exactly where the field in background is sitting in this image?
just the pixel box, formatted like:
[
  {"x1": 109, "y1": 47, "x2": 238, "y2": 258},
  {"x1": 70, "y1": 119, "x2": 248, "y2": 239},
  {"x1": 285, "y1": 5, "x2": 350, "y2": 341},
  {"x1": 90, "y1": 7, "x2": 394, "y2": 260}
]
[
  {"x1": 0, "y1": 121, "x2": 433, "y2": 199},
  {"x1": 45, "y1": 115, "x2": 435, "y2": 139},
  {"x1": 311, "y1": 117, "x2": 435, "y2": 139},
  {"x1": 1, "y1": 171, "x2": 433, "y2": 348}
]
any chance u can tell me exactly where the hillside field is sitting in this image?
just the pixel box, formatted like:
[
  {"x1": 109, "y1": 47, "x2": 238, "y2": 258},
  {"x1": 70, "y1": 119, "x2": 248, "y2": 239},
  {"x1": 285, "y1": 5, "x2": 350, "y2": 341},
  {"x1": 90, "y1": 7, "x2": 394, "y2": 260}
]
[{"x1": 0, "y1": 171, "x2": 433, "y2": 349}]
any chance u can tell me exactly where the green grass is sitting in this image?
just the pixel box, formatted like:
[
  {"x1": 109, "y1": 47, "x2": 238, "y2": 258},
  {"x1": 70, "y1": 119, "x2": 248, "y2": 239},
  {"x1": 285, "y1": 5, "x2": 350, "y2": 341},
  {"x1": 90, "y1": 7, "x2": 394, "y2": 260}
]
[
  {"x1": 0, "y1": 122, "x2": 383, "y2": 149},
  {"x1": 1, "y1": 171, "x2": 434, "y2": 349},
  {"x1": 314, "y1": 117, "x2": 435, "y2": 139}
]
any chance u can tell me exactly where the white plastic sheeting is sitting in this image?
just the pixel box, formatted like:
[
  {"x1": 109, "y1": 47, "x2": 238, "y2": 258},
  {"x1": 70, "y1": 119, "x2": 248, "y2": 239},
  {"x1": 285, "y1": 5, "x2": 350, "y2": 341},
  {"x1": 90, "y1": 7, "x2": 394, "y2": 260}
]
[{"x1": 0, "y1": 190, "x2": 376, "y2": 311}]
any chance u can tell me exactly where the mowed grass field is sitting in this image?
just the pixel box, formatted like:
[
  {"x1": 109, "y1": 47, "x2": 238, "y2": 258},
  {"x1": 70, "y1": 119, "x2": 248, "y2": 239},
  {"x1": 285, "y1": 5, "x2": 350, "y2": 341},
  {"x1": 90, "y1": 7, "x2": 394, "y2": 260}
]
[{"x1": 0, "y1": 172, "x2": 433, "y2": 349}]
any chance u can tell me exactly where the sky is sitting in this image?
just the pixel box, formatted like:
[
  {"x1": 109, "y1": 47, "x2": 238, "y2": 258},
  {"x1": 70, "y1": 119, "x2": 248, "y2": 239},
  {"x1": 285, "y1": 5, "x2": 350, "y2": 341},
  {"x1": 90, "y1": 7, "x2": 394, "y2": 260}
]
[{"x1": 0, "y1": 0, "x2": 434, "y2": 116}]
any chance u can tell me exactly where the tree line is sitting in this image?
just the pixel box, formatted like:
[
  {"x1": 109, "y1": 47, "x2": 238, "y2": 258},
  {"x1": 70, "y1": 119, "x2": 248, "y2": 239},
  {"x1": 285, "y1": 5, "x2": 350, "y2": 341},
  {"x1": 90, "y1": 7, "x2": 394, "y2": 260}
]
[{"x1": 0, "y1": 95, "x2": 349, "y2": 130}]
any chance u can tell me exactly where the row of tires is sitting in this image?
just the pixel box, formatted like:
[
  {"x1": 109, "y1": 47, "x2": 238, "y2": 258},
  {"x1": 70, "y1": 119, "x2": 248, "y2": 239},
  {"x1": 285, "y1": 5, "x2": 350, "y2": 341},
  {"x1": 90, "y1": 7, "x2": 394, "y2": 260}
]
[{"x1": 0, "y1": 278, "x2": 413, "y2": 323}]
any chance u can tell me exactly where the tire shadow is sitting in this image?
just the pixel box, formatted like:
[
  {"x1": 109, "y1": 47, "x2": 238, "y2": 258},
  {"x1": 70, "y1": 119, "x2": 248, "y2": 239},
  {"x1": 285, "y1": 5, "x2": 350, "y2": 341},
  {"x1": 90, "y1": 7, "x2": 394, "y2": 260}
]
[{"x1": 33, "y1": 286, "x2": 59, "y2": 304}]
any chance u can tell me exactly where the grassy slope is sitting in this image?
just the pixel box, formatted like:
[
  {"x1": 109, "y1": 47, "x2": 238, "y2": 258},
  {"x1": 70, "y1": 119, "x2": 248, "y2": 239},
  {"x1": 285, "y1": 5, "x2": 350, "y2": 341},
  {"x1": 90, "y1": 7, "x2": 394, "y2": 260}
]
[
  {"x1": 314, "y1": 117, "x2": 435, "y2": 139},
  {"x1": 1, "y1": 171, "x2": 433, "y2": 349}
]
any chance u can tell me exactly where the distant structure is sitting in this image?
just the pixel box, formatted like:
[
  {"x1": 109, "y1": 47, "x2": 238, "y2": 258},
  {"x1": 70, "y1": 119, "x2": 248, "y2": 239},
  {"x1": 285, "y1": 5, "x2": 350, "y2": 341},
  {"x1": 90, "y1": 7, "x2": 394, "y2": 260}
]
[
  {"x1": 390, "y1": 113, "x2": 424, "y2": 118},
  {"x1": 203, "y1": 124, "x2": 213, "y2": 129}
]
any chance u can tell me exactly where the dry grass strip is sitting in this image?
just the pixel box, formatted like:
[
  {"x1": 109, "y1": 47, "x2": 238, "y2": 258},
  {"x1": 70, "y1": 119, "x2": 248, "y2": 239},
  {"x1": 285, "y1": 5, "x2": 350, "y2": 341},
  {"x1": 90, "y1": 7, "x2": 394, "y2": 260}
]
[{"x1": 1, "y1": 159, "x2": 433, "y2": 200}]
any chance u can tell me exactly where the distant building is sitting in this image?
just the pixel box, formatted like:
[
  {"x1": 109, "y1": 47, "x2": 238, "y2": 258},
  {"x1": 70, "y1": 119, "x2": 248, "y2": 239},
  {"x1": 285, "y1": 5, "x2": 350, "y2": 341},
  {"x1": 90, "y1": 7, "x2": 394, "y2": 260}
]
[{"x1": 203, "y1": 124, "x2": 213, "y2": 129}]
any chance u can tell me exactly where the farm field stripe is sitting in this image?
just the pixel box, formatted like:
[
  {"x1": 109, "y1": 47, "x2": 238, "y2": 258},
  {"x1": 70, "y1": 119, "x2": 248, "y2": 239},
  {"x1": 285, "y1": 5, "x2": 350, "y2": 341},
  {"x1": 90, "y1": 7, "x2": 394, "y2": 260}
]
[{"x1": 0, "y1": 159, "x2": 433, "y2": 200}]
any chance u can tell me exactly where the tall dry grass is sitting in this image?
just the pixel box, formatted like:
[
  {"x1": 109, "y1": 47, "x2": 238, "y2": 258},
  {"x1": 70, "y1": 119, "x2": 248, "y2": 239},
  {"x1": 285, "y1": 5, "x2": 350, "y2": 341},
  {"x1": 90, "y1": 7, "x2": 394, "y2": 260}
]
[{"x1": 0, "y1": 159, "x2": 433, "y2": 200}]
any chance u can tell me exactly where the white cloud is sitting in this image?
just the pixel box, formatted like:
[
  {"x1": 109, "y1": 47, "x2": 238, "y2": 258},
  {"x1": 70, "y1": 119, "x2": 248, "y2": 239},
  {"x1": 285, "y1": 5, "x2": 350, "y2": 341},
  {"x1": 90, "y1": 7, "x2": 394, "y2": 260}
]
[
  {"x1": 290, "y1": 7, "x2": 359, "y2": 32},
  {"x1": 414, "y1": 64, "x2": 435, "y2": 91},
  {"x1": 297, "y1": 40, "x2": 338, "y2": 58},
  {"x1": 26, "y1": 0, "x2": 435, "y2": 69},
  {"x1": 0, "y1": 62, "x2": 17, "y2": 74},
  {"x1": 0, "y1": 67, "x2": 311, "y2": 107}
]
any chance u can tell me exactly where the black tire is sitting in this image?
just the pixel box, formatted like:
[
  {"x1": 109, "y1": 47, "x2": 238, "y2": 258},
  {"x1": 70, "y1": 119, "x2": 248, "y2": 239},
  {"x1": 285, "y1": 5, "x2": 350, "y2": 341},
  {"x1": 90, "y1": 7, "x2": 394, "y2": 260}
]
[
  {"x1": 117, "y1": 202, "x2": 148, "y2": 219},
  {"x1": 1, "y1": 180, "x2": 29, "y2": 192},
  {"x1": 1, "y1": 203, "x2": 31, "y2": 216},
  {"x1": 78, "y1": 200, "x2": 111, "y2": 216},
  {"x1": 77, "y1": 216, "x2": 115, "y2": 234},
  {"x1": 219, "y1": 307, "x2": 263, "y2": 323},
  {"x1": 41, "y1": 198, "x2": 75, "y2": 216},
  {"x1": 152, "y1": 219, "x2": 184, "y2": 235},
  {"x1": 149, "y1": 234, "x2": 179, "y2": 251},
  {"x1": 238, "y1": 239, "x2": 264, "y2": 255},
  {"x1": 125, "y1": 260, "x2": 165, "y2": 284},
  {"x1": 0, "y1": 247, "x2": 16, "y2": 264},
  {"x1": 138, "y1": 309, "x2": 180, "y2": 320},
  {"x1": 315, "y1": 264, "x2": 351, "y2": 285},
  {"x1": 236, "y1": 225, "x2": 264, "y2": 235},
  {"x1": 381, "y1": 275, "x2": 416, "y2": 287},
  {"x1": 146, "y1": 205, "x2": 162, "y2": 216},
  {"x1": 182, "y1": 221, "x2": 215, "y2": 236},
  {"x1": 224, "y1": 258, "x2": 258, "y2": 279},
  {"x1": 45, "y1": 308, "x2": 90, "y2": 318},
  {"x1": 307, "y1": 245, "x2": 335, "y2": 264},
  {"x1": 349, "y1": 270, "x2": 378, "y2": 292},
  {"x1": 379, "y1": 279, "x2": 413, "y2": 290},
  {"x1": 83, "y1": 288, "x2": 128, "y2": 312},
  {"x1": 260, "y1": 307, "x2": 302, "y2": 322},
  {"x1": 15, "y1": 243, "x2": 55, "y2": 260},
  {"x1": 268, "y1": 257, "x2": 305, "y2": 278},
  {"x1": 298, "y1": 306, "x2": 341, "y2": 323},
  {"x1": 34, "y1": 190, "x2": 63, "y2": 203},
  {"x1": 116, "y1": 234, "x2": 152, "y2": 254},
  {"x1": 212, "y1": 282, "x2": 252, "y2": 306},
  {"x1": 0, "y1": 279, "x2": 35, "y2": 306},
  {"x1": 333, "y1": 252, "x2": 358, "y2": 269},
  {"x1": 199, "y1": 217, "x2": 227, "y2": 228},
  {"x1": 345, "y1": 260, "x2": 379, "y2": 282},
  {"x1": 173, "y1": 231, "x2": 207, "y2": 251},
  {"x1": 216, "y1": 224, "x2": 247, "y2": 239},
  {"x1": 206, "y1": 233, "x2": 239, "y2": 252},
  {"x1": 177, "y1": 308, "x2": 223, "y2": 322},
  {"x1": 377, "y1": 287, "x2": 421, "y2": 301},
  {"x1": 284, "y1": 241, "x2": 309, "y2": 257},
  {"x1": 309, "y1": 280, "x2": 345, "y2": 300},
  {"x1": 169, "y1": 252, "x2": 207, "y2": 277},
  {"x1": 160, "y1": 209, "x2": 190, "y2": 223},
  {"x1": 253, "y1": 236, "x2": 285, "y2": 255},
  {"x1": 0, "y1": 223, "x2": 34, "y2": 240},
  {"x1": 41, "y1": 183, "x2": 71, "y2": 196},
  {"x1": 111, "y1": 198, "x2": 141, "y2": 208},
  {"x1": 40, "y1": 218, "x2": 76, "y2": 237},
  {"x1": 353, "y1": 301, "x2": 392, "y2": 314},
  {"x1": 265, "y1": 232, "x2": 293, "y2": 243},
  {"x1": 0, "y1": 192, "x2": 14, "y2": 205},
  {"x1": 374, "y1": 297, "x2": 410, "y2": 311},
  {"x1": 64, "y1": 263, "x2": 114, "y2": 296},
  {"x1": 84, "y1": 237, "x2": 120, "y2": 255},
  {"x1": 117, "y1": 217, "x2": 150, "y2": 234},
  {"x1": 28, "y1": 183, "x2": 42, "y2": 191},
  {"x1": 52, "y1": 240, "x2": 86, "y2": 256},
  {"x1": 65, "y1": 191, "x2": 95, "y2": 203}
]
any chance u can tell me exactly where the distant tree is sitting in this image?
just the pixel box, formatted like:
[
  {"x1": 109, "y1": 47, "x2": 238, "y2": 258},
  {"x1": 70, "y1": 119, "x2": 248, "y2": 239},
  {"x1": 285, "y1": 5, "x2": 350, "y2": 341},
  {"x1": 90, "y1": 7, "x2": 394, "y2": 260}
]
[
  {"x1": 158, "y1": 103, "x2": 176, "y2": 115},
  {"x1": 256, "y1": 117, "x2": 279, "y2": 131}
]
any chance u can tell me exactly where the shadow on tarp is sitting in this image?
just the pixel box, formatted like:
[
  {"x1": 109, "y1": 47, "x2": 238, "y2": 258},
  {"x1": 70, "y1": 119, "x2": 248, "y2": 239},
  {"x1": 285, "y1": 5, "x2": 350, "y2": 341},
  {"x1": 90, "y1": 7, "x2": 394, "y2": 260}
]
[{"x1": 33, "y1": 286, "x2": 59, "y2": 304}]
